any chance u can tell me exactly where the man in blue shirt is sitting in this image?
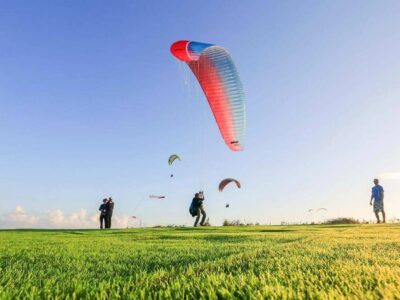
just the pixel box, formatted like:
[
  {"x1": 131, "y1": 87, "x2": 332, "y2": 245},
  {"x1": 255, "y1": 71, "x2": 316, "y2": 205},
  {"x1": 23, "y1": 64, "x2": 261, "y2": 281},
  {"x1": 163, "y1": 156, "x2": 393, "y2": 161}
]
[{"x1": 370, "y1": 178, "x2": 385, "y2": 223}]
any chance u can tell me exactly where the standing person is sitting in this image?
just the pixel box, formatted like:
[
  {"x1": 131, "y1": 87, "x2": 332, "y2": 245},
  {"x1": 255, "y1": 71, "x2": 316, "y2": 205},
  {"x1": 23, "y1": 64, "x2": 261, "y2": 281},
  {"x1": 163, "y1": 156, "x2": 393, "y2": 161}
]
[
  {"x1": 193, "y1": 191, "x2": 207, "y2": 227},
  {"x1": 105, "y1": 197, "x2": 114, "y2": 229},
  {"x1": 99, "y1": 199, "x2": 108, "y2": 229},
  {"x1": 370, "y1": 178, "x2": 385, "y2": 223}
]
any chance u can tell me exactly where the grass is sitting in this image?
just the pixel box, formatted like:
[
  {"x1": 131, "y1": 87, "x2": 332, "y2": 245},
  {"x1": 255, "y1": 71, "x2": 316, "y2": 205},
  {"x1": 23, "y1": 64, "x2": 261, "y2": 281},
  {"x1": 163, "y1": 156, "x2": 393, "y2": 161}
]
[{"x1": 0, "y1": 225, "x2": 399, "y2": 299}]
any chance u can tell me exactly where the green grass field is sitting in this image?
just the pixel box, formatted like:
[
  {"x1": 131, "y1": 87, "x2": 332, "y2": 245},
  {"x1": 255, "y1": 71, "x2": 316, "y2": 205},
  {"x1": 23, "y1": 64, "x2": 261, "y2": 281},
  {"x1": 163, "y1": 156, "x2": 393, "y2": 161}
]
[{"x1": 1, "y1": 225, "x2": 399, "y2": 299}]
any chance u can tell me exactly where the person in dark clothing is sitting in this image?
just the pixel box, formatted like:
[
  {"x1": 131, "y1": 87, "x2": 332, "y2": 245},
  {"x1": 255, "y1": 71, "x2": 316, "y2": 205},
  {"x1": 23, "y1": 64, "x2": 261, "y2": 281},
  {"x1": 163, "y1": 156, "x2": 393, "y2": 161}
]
[
  {"x1": 105, "y1": 197, "x2": 114, "y2": 229},
  {"x1": 193, "y1": 191, "x2": 206, "y2": 227},
  {"x1": 99, "y1": 198, "x2": 108, "y2": 229}
]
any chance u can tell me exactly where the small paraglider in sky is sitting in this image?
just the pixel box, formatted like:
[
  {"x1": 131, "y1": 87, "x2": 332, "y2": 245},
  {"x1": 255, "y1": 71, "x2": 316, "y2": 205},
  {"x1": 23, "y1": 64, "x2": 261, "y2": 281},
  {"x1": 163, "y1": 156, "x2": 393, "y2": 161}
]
[
  {"x1": 225, "y1": 204, "x2": 230, "y2": 208},
  {"x1": 171, "y1": 40, "x2": 246, "y2": 151},
  {"x1": 130, "y1": 215, "x2": 142, "y2": 228},
  {"x1": 149, "y1": 195, "x2": 166, "y2": 199},
  {"x1": 317, "y1": 208, "x2": 327, "y2": 212},
  {"x1": 168, "y1": 154, "x2": 181, "y2": 166},
  {"x1": 219, "y1": 178, "x2": 241, "y2": 192},
  {"x1": 168, "y1": 154, "x2": 181, "y2": 178}
]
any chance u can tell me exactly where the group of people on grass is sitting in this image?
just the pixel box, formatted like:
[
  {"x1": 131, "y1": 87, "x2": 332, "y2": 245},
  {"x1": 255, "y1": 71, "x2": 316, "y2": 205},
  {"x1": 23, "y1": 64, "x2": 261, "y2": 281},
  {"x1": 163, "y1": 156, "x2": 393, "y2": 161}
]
[
  {"x1": 98, "y1": 197, "x2": 114, "y2": 229},
  {"x1": 98, "y1": 178, "x2": 386, "y2": 228}
]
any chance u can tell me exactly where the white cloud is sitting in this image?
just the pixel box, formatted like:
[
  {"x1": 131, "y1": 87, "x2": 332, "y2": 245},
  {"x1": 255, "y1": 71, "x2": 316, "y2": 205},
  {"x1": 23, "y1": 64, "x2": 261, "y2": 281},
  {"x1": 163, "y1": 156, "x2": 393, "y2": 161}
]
[
  {"x1": 7, "y1": 205, "x2": 39, "y2": 227},
  {"x1": 112, "y1": 215, "x2": 130, "y2": 228},
  {"x1": 46, "y1": 208, "x2": 97, "y2": 228},
  {"x1": 90, "y1": 214, "x2": 99, "y2": 224},
  {"x1": 0, "y1": 206, "x2": 131, "y2": 229},
  {"x1": 47, "y1": 209, "x2": 64, "y2": 225},
  {"x1": 379, "y1": 172, "x2": 400, "y2": 180}
]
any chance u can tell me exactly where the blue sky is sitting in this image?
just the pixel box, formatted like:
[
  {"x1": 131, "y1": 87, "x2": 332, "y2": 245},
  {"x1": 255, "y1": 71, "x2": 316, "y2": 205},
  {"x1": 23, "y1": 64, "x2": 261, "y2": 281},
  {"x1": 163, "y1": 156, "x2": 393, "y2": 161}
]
[{"x1": 1, "y1": 1, "x2": 400, "y2": 227}]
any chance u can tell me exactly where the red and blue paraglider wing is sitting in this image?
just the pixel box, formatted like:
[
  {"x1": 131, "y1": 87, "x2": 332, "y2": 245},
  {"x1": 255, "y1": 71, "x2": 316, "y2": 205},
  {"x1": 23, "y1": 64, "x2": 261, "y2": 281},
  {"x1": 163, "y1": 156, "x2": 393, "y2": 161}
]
[{"x1": 171, "y1": 40, "x2": 246, "y2": 151}]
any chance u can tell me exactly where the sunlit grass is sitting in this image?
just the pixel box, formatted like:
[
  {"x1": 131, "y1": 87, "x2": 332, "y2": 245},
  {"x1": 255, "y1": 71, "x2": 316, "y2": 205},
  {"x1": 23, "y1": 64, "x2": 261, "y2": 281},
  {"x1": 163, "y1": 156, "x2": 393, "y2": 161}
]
[{"x1": 0, "y1": 225, "x2": 399, "y2": 299}]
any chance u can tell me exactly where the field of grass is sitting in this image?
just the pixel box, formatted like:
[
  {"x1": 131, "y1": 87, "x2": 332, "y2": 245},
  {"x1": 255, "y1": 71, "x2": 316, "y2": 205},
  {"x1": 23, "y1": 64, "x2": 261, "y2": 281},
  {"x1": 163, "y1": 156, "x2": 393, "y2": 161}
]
[{"x1": 1, "y1": 225, "x2": 400, "y2": 299}]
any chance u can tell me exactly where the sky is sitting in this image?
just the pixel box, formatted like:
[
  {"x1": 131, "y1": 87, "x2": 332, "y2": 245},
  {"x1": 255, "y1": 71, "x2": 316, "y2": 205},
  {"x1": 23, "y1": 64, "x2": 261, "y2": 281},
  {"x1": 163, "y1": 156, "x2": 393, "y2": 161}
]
[{"x1": 1, "y1": 0, "x2": 400, "y2": 228}]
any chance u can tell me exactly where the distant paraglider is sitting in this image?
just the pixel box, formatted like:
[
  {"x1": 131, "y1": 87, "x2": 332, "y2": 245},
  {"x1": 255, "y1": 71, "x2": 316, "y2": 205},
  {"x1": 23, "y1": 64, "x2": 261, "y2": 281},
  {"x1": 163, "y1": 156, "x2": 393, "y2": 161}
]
[
  {"x1": 307, "y1": 207, "x2": 328, "y2": 224},
  {"x1": 149, "y1": 195, "x2": 166, "y2": 199},
  {"x1": 218, "y1": 178, "x2": 241, "y2": 192},
  {"x1": 171, "y1": 40, "x2": 246, "y2": 151},
  {"x1": 168, "y1": 154, "x2": 181, "y2": 166},
  {"x1": 168, "y1": 154, "x2": 181, "y2": 178},
  {"x1": 308, "y1": 208, "x2": 327, "y2": 213},
  {"x1": 131, "y1": 215, "x2": 142, "y2": 228}
]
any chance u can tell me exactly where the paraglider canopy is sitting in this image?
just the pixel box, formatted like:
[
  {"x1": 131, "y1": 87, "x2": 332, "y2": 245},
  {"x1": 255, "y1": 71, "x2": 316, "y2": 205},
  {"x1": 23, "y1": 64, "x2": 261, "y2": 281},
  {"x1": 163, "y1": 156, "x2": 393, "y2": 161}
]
[
  {"x1": 149, "y1": 195, "x2": 166, "y2": 199},
  {"x1": 171, "y1": 40, "x2": 246, "y2": 151},
  {"x1": 218, "y1": 178, "x2": 241, "y2": 192},
  {"x1": 171, "y1": 40, "x2": 214, "y2": 62},
  {"x1": 168, "y1": 154, "x2": 181, "y2": 166}
]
